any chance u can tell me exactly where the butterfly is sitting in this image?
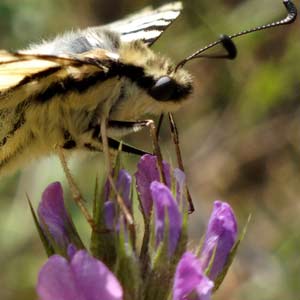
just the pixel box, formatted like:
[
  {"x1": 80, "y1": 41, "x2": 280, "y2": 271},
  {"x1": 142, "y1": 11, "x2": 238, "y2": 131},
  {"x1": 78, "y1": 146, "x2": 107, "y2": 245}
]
[
  {"x1": 0, "y1": 2, "x2": 192, "y2": 176},
  {"x1": 0, "y1": 0, "x2": 296, "y2": 178}
]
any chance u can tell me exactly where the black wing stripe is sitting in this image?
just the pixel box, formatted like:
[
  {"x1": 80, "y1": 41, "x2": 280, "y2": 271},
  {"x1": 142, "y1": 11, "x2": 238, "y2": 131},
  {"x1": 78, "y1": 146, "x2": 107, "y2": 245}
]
[
  {"x1": 12, "y1": 66, "x2": 62, "y2": 90},
  {"x1": 0, "y1": 66, "x2": 63, "y2": 101},
  {"x1": 115, "y1": 13, "x2": 180, "y2": 35},
  {"x1": 119, "y1": 10, "x2": 181, "y2": 27},
  {"x1": 119, "y1": 20, "x2": 173, "y2": 35},
  {"x1": 105, "y1": 2, "x2": 182, "y2": 45},
  {"x1": 35, "y1": 71, "x2": 106, "y2": 103},
  {"x1": 121, "y1": 31, "x2": 164, "y2": 43}
]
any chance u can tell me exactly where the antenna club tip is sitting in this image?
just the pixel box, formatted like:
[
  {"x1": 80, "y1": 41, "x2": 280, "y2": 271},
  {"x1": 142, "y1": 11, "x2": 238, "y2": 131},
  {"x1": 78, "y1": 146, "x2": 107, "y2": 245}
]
[
  {"x1": 283, "y1": 0, "x2": 297, "y2": 23},
  {"x1": 220, "y1": 34, "x2": 237, "y2": 59},
  {"x1": 283, "y1": 0, "x2": 297, "y2": 14},
  {"x1": 283, "y1": 0, "x2": 295, "y2": 6}
]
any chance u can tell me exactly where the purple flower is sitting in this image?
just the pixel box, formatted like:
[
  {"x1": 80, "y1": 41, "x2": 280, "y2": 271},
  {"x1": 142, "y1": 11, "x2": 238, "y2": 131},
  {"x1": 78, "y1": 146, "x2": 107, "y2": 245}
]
[
  {"x1": 200, "y1": 201, "x2": 238, "y2": 280},
  {"x1": 151, "y1": 181, "x2": 182, "y2": 256},
  {"x1": 37, "y1": 250, "x2": 123, "y2": 300},
  {"x1": 38, "y1": 182, "x2": 81, "y2": 251},
  {"x1": 135, "y1": 154, "x2": 171, "y2": 216},
  {"x1": 173, "y1": 252, "x2": 214, "y2": 300},
  {"x1": 104, "y1": 169, "x2": 132, "y2": 230}
]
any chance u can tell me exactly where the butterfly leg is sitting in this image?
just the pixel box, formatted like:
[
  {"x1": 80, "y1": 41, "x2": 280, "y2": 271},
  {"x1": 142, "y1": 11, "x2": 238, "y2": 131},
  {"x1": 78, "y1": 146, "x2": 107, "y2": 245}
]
[
  {"x1": 153, "y1": 114, "x2": 194, "y2": 213},
  {"x1": 167, "y1": 113, "x2": 194, "y2": 213},
  {"x1": 56, "y1": 147, "x2": 97, "y2": 229},
  {"x1": 86, "y1": 119, "x2": 166, "y2": 184},
  {"x1": 81, "y1": 120, "x2": 150, "y2": 156},
  {"x1": 107, "y1": 119, "x2": 167, "y2": 185},
  {"x1": 100, "y1": 118, "x2": 134, "y2": 227},
  {"x1": 156, "y1": 114, "x2": 164, "y2": 139}
]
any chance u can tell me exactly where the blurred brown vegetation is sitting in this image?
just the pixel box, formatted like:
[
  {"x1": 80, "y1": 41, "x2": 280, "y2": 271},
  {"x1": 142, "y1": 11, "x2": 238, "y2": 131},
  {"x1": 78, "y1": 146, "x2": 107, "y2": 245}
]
[{"x1": 0, "y1": 0, "x2": 299, "y2": 299}]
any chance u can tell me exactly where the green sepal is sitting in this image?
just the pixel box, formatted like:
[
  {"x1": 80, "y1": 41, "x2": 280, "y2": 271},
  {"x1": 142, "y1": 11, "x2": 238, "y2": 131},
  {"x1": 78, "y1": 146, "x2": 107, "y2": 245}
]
[
  {"x1": 144, "y1": 208, "x2": 187, "y2": 300},
  {"x1": 63, "y1": 214, "x2": 85, "y2": 251},
  {"x1": 27, "y1": 195, "x2": 54, "y2": 257},
  {"x1": 143, "y1": 243, "x2": 173, "y2": 300},
  {"x1": 139, "y1": 208, "x2": 151, "y2": 281},
  {"x1": 90, "y1": 226, "x2": 117, "y2": 269},
  {"x1": 92, "y1": 175, "x2": 99, "y2": 218},
  {"x1": 90, "y1": 179, "x2": 116, "y2": 268},
  {"x1": 177, "y1": 209, "x2": 188, "y2": 256},
  {"x1": 114, "y1": 221, "x2": 141, "y2": 300},
  {"x1": 143, "y1": 209, "x2": 171, "y2": 300},
  {"x1": 213, "y1": 214, "x2": 252, "y2": 292}
]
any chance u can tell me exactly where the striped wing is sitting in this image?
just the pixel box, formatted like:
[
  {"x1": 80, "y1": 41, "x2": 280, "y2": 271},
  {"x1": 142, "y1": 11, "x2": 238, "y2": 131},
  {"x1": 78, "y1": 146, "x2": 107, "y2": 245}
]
[
  {"x1": 0, "y1": 49, "x2": 117, "y2": 108},
  {"x1": 105, "y1": 2, "x2": 183, "y2": 46}
]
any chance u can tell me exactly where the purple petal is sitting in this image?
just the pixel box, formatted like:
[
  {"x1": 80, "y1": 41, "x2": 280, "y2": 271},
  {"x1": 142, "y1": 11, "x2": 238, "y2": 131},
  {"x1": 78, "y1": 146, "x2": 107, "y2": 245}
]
[
  {"x1": 104, "y1": 201, "x2": 116, "y2": 230},
  {"x1": 37, "y1": 254, "x2": 83, "y2": 300},
  {"x1": 200, "y1": 201, "x2": 238, "y2": 280},
  {"x1": 67, "y1": 244, "x2": 77, "y2": 260},
  {"x1": 37, "y1": 250, "x2": 123, "y2": 300},
  {"x1": 116, "y1": 169, "x2": 132, "y2": 209},
  {"x1": 105, "y1": 170, "x2": 132, "y2": 204},
  {"x1": 103, "y1": 170, "x2": 132, "y2": 231},
  {"x1": 135, "y1": 154, "x2": 171, "y2": 216},
  {"x1": 38, "y1": 182, "x2": 74, "y2": 249},
  {"x1": 71, "y1": 251, "x2": 123, "y2": 300},
  {"x1": 151, "y1": 181, "x2": 182, "y2": 256},
  {"x1": 173, "y1": 252, "x2": 214, "y2": 300}
]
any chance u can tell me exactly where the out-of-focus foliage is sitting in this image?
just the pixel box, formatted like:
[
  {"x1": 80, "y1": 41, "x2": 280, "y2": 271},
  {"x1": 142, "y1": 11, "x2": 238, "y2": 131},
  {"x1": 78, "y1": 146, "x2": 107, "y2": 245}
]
[{"x1": 0, "y1": 1, "x2": 299, "y2": 299}]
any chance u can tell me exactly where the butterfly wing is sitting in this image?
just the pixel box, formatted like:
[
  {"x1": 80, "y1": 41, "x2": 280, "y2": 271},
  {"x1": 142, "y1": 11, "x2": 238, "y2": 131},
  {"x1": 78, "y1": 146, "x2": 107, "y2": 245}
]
[
  {"x1": 21, "y1": 2, "x2": 182, "y2": 57},
  {"x1": 0, "y1": 49, "x2": 118, "y2": 108},
  {"x1": 104, "y1": 2, "x2": 183, "y2": 46}
]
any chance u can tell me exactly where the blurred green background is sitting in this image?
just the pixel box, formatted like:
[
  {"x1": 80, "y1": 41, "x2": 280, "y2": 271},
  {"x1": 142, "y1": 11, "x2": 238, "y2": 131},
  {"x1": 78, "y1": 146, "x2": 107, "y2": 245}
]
[{"x1": 0, "y1": 0, "x2": 299, "y2": 299}]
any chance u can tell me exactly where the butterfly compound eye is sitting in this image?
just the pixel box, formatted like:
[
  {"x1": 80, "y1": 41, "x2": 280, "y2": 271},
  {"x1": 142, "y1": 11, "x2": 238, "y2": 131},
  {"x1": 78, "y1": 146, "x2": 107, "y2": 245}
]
[{"x1": 149, "y1": 76, "x2": 177, "y2": 101}]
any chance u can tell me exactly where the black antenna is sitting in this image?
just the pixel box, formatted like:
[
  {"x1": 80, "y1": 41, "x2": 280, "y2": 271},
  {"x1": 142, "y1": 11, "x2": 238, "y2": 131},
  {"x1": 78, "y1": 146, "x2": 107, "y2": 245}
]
[{"x1": 176, "y1": 0, "x2": 297, "y2": 70}]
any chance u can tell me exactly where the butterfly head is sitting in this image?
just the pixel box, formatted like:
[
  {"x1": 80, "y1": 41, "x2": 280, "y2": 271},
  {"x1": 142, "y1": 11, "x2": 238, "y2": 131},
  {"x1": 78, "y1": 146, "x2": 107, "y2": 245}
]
[{"x1": 119, "y1": 41, "x2": 193, "y2": 105}]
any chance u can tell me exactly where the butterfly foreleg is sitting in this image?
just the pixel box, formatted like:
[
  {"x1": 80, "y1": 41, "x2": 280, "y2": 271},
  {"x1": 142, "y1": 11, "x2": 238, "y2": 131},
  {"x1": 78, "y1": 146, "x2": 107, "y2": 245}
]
[
  {"x1": 99, "y1": 118, "x2": 135, "y2": 234},
  {"x1": 167, "y1": 113, "x2": 194, "y2": 213},
  {"x1": 106, "y1": 119, "x2": 167, "y2": 186}
]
